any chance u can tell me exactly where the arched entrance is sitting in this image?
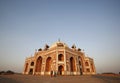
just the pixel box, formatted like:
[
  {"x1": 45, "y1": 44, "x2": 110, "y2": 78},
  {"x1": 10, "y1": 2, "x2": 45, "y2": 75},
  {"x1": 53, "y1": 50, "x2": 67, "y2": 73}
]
[
  {"x1": 45, "y1": 57, "x2": 52, "y2": 72},
  {"x1": 35, "y1": 56, "x2": 42, "y2": 72},
  {"x1": 70, "y1": 57, "x2": 76, "y2": 72},
  {"x1": 29, "y1": 68, "x2": 33, "y2": 75},
  {"x1": 58, "y1": 65, "x2": 64, "y2": 75}
]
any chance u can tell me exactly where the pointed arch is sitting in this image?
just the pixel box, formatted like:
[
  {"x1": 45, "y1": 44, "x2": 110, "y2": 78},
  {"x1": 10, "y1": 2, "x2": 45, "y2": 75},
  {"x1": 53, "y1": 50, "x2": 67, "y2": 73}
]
[
  {"x1": 58, "y1": 65, "x2": 64, "y2": 75},
  {"x1": 35, "y1": 56, "x2": 42, "y2": 72},
  {"x1": 58, "y1": 54, "x2": 64, "y2": 61},
  {"x1": 85, "y1": 62, "x2": 89, "y2": 66},
  {"x1": 45, "y1": 57, "x2": 52, "y2": 72},
  {"x1": 31, "y1": 62, "x2": 34, "y2": 66},
  {"x1": 29, "y1": 68, "x2": 33, "y2": 75},
  {"x1": 78, "y1": 56, "x2": 85, "y2": 72},
  {"x1": 70, "y1": 57, "x2": 76, "y2": 72}
]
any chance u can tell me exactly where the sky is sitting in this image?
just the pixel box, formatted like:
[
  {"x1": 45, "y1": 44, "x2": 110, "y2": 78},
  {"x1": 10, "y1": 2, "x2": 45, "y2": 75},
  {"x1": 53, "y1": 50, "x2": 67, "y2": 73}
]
[{"x1": 0, "y1": 0, "x2": 120, "y2": 74}]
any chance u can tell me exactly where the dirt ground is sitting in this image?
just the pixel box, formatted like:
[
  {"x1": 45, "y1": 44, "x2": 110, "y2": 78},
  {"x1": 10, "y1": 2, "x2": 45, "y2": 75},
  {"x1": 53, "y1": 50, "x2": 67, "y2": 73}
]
[{"x1": 0, "y1": 74, "x2": 120, "y2": 83}]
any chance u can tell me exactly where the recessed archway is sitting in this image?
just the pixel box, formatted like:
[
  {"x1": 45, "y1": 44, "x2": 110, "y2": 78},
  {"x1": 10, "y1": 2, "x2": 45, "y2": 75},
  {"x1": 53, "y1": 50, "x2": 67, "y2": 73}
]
[
  {"x1": 31, "y1": 62, "x2": 34, "y2": 66},
  {"x1": 85, "y1": 62, "x2": 89, "y2": 66},
  {"x1": 29, "y1": 68, "x2": 33, "y2": 75},
  {"x1": 86, "y1": 68, "x2": 90, "y2": 72},
  {"x1": 70, "y1": 57, "x2": 76, "y2": 72},
  {"x1": 58, "y1": 65, "x2": 64, "y2": 75},
  {"x1": 45, "y1": 57, "x2": 52, "y2": 72},
  {"x1": 78, "y1": 56, "x2": 84, "y2": 72},
  {"x1": 58, "y1": 54, "x2": 64, "y2": 61},
  {"x1": 35, "y1": 56, "x2": 42, "y2": 72}
]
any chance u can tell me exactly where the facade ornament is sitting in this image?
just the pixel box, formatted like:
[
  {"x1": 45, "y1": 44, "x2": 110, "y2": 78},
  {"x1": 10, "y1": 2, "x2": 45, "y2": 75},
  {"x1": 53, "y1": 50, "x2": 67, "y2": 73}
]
[{"x1": 23, "y1": 41, "x2": 96, "y2": 75}]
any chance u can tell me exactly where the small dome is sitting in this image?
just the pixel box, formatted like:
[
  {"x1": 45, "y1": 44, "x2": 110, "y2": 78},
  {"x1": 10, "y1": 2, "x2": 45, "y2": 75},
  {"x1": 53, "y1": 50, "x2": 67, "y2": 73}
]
[{"x1": 50, "y1": 41, "x2": 68, "y2": 48}]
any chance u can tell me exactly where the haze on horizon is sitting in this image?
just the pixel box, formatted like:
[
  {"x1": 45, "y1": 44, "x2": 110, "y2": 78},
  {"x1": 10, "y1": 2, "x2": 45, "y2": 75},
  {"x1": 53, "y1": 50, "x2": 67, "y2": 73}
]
[{"x1": 0, "y1": 0, "x2": 120, "y2": 74}]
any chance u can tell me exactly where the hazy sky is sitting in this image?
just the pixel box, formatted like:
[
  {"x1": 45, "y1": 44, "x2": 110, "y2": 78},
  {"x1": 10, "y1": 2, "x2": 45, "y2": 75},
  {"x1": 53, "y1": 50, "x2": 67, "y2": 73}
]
[{"x1": 0, "y1": 0, "x2": 120, "y2": 73}]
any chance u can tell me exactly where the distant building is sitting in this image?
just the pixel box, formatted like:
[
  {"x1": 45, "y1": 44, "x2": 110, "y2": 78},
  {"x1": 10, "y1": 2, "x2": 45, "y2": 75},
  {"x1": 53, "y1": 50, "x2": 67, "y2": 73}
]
[{"x1": 23, "y1": 41, "x2": 96, "y2": 75}]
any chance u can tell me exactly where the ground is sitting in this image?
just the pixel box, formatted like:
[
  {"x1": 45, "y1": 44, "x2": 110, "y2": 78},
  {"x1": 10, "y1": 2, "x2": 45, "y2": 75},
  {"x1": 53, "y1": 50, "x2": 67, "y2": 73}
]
[{"x1": 0, "y1": 74, "x2": 120, "y2": 83}]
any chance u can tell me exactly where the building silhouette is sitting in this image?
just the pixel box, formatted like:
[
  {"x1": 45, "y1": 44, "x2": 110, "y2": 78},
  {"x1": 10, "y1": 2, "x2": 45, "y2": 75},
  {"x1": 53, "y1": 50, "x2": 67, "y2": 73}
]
[{"x1": 23, "y1": 41, "x2": 96, "y2": 75}]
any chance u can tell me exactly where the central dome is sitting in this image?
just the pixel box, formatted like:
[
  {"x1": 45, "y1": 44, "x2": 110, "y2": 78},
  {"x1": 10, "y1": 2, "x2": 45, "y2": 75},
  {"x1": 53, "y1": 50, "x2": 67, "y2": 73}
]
[{"x1": 50, "y1": 41, "x2": 68, "y2": 48}]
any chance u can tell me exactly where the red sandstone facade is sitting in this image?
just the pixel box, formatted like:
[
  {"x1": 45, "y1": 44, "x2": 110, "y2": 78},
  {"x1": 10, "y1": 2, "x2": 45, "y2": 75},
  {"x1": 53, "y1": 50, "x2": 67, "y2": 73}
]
[{"x1": 23, "y1": 41, "x2": 96, "y2": 75}]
